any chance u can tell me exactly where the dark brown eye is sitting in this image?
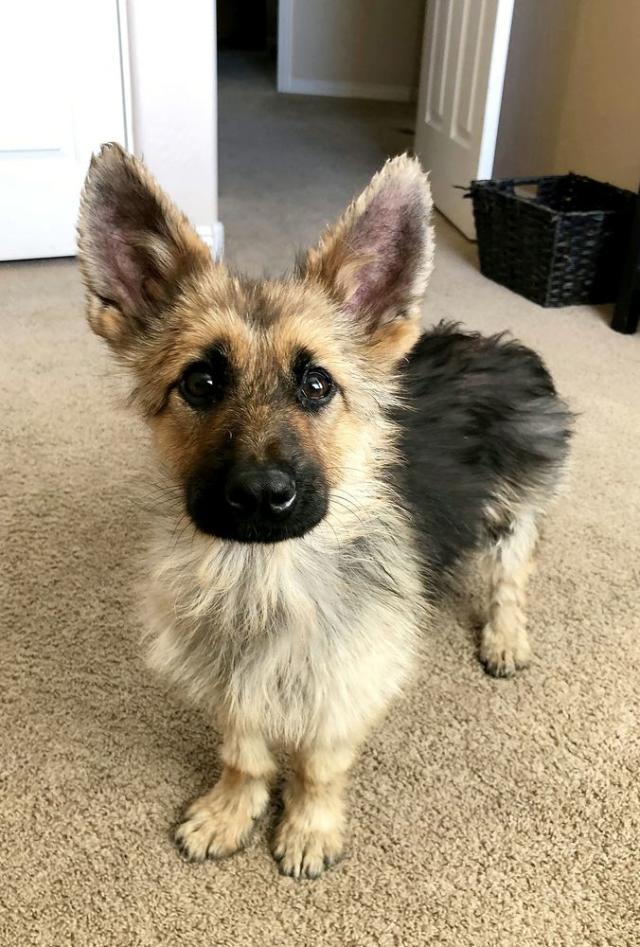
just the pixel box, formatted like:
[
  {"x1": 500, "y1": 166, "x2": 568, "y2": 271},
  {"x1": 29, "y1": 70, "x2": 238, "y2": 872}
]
[
  {"x1": 299, "y1": 367, "x2": 334, "y2": 407},
  {"x1": 179, "y1": 362, "x2": 218, "y2": 408}
]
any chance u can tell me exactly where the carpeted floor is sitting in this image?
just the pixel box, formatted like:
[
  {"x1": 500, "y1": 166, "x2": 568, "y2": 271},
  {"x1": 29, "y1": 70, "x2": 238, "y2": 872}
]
[{"x1": 1, "y1": 53, "x2": 639, "y2": 946}]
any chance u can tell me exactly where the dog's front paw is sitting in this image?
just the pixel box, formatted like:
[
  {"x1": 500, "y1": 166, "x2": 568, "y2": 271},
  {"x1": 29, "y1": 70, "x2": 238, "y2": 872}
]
[
  {"x1": 479, "y1": 623, "x2": 531, "y2": 678},
  {"x1": 175, "y1": 788, "x2": 258, "y2": 863},
  {"x1": 273, "y1": 821, "x2": 343, "y2": 880}
]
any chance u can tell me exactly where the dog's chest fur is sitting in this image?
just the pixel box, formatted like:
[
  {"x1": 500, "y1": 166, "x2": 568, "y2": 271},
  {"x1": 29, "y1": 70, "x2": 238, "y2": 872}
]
[{"x1": 143, "y1": 511, "x2": 425, "y2": 747}]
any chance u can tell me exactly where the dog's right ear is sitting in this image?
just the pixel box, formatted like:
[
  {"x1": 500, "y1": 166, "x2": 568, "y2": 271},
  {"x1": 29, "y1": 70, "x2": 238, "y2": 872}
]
[{"x1": 77, "y1": 143, "x2": 212, "y2": 352}]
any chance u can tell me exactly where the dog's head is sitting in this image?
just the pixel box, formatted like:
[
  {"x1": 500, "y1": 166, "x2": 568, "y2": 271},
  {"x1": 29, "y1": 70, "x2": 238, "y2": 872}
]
[{"x1": 78, "y1": 144, "x2": 433, "y2": 543}]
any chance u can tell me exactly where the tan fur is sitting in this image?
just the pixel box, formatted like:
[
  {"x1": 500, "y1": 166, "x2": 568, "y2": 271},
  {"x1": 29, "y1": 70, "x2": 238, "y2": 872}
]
[
  {"x1": 117, "y1": 271, "x2": 396, "y2": 493},
  {"x1": 176, "y1": 733, "x2": 277, "y2": 861},
  {"x1": 273, "y1": 743, "x2": 355, "y2": 879},
  {"x1": 78, "y1": 144, "x2": 436, "y2": 877},
  {"x1": 479, "y1": 511, "x2": 538, "y2": 677}
]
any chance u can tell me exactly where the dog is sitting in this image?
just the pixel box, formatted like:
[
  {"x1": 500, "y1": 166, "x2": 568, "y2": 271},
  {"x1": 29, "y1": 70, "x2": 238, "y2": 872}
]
[{"x1": 77, "y1": 144, "x2": 572, "y2": 879}]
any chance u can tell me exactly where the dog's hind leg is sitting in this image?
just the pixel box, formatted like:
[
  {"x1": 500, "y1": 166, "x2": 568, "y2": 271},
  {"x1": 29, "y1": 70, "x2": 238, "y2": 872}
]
[
  {"x1": 479, "y1": 509, "x2": 538, "y2": 678},
  {"x1": 175, "y1": 728, "x2": 276, "y2": 862}
]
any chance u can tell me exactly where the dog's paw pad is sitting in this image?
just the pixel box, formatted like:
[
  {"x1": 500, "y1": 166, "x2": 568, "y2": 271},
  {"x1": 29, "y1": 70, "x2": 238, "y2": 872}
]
[
  {"x1": 174, "y1": 797, "x2": 254, "y2": 863},
  {"x1": 273, "y1": 824, "x2": 343, "y2": 880}
]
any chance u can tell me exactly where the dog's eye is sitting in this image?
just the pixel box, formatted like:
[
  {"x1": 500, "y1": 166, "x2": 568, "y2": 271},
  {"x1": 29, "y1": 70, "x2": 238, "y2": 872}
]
[
  {"x1": 179, "y1": 362, "x2": 219, "y2": 408},
  {"x1": 298, "y1": 367, "x2": 334, "y2": 407}
]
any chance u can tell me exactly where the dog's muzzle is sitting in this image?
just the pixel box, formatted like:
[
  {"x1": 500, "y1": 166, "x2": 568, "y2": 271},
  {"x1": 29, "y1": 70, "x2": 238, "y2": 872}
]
[{"x1": 185, "y1": 459, "x2": 328, "y2": 543}]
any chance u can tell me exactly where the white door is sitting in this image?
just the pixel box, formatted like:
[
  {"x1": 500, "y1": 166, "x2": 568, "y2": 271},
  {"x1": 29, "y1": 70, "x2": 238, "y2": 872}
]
[
  {"x1": 414, "y1": 0, "x2": 514, "y2": 238},
  {"x1": 0, "y1": 0, "x2": 127, "y2": 261}
]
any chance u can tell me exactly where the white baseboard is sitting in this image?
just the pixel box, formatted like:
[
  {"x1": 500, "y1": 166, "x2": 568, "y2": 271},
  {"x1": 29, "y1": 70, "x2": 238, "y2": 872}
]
[
  {"x1": 197, "y1": 222, "x2": 225, "y2": 260},
  {"x1": 283, "y1": 77, "x2": 416, "y2": 103}
]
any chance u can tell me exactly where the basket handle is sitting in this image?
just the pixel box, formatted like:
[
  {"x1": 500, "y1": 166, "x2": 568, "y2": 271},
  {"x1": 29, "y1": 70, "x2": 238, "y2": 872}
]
[
  {"x1": 466, "y1": 176, "x2": 559, "y2": 197},
  {"x1": 454, "y1": 184, "x2": 475, "y2": 199}
]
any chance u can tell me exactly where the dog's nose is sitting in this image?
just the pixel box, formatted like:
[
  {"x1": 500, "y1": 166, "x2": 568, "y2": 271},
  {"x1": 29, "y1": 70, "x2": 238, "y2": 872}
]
[{"x1": 224, "y1": 466, "x2": 297, "y2": 516}]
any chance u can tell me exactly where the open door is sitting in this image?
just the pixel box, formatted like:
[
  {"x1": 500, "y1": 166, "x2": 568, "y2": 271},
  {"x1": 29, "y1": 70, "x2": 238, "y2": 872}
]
[{"x1": 414, "y1": 0, "x2": 514, "y2": 238}]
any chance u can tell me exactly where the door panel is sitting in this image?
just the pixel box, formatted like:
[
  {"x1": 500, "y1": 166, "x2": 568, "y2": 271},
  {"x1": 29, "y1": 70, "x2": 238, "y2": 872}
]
[
  {"x1": 415, "y1": 0, "x2": 514, "y2": 238},
  {"x1": 0, "y1": 0, "x2": 126, "y2": 260}
]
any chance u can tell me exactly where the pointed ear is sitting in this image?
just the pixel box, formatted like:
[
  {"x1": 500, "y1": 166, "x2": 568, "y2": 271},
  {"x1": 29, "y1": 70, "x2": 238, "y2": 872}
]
[
  {"x1": 77, "y1": 143, "x2": 212, "y2": 352},
  {"x1": 300, "y1": 154, "x2": 434, "y2": 362}
]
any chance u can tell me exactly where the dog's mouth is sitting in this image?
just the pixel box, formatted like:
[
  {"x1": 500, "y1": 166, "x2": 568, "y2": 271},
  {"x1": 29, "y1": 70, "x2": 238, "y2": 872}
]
[
  {"x1": 185, "y1": 463, "x2": 329, "y2": 544},
  {"x1": 187, "y1": 505, "x2": 328, "y2": 544}
]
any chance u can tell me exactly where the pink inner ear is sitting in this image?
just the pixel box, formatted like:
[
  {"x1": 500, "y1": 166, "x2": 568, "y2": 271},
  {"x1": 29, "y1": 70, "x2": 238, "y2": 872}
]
[
  {"x1": 92, "y1": 216, "x2": 147, "y2": 315},
  {"x1": 347, "y1": 183, "x2": 424, "y2": 319}
]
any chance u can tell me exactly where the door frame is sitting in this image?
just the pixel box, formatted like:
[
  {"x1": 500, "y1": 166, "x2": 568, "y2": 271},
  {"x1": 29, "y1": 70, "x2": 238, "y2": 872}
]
[
  {"x1": 116, "y1": 0, "x2": 136, "y2": 151},
  {"x1": 277, "y1": 0, "x2": 294, "y2": 93},
  {"x1": 476, "y1": 0, "x2": 515, "y2": 178},
  {"x1": 116, "y1": 0, "x2": 223, "y2": 258}
]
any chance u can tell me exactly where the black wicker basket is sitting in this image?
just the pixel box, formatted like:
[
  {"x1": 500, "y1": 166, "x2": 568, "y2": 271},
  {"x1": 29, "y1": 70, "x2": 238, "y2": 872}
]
[{"x1": 469, "y1": 174, "x2": 636, "y2": 307}]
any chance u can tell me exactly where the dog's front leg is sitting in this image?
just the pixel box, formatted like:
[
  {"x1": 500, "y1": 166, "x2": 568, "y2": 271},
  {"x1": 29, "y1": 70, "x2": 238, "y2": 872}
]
[
  {"x1": 175, "y1": 728, "x2": 276, "y2": 862},
  {"x1": 273, "y1": 741, "x2": 356, "y2": 879}
]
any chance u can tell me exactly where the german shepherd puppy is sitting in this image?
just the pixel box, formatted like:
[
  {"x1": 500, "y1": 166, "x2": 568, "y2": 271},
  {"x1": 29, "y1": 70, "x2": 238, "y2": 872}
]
[{"x1": 78, "y1": 144, "x2": 572, "y2": 879}]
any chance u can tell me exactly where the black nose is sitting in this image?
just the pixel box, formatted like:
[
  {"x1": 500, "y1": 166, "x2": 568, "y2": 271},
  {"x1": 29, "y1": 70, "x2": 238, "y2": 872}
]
[{"x1": 224, "y1": 465, "x2": 297, "y2": 517}]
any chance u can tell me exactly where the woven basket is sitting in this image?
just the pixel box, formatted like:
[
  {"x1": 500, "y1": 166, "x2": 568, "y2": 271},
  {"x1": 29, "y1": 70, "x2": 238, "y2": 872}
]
[{"x1": 469, "y1": 174, "x2": 636, "y2": 307}]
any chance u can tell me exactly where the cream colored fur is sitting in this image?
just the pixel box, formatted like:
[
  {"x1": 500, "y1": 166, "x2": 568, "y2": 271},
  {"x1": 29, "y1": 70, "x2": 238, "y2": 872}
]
[
  {"x1": 144, "y1": 456, "x2": 427, "y2": 873},
  {"x1": 479, "y1": 510, "x2": 538, "y2": 677}
]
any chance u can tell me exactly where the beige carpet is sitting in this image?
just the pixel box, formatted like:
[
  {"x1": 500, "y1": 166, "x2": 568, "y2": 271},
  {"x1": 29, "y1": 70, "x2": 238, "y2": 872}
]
[{"x1": 1, "y1": 53, "x2": 639, "y2": 946}]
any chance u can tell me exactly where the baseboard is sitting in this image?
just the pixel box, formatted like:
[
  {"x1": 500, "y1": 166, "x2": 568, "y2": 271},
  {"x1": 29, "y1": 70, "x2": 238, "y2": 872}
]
[
  {"x1": 283, "y1": 78, "x2": 416, "y2": 103},
  {"x1": 196, "y1": 222, "x2": 225, "y2": 260}
]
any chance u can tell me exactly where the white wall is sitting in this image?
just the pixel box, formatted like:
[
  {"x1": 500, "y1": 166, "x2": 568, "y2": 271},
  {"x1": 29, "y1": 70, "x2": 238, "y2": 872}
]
[
  {"x1": 553, "y1": 0, "x2": 640, "y2": 190},
  {"x1": 493, "y1": 0, "x2": 578, "y2": 179},
  {"x1": 495, "y1": 0, "x2": 640, "y2": 191},
  {"x1": 124, "y1": 0, "x2": 221, "y2": 253},
  {"x1": 279, "y1": 0, "x2": 424, "y2": 101}
]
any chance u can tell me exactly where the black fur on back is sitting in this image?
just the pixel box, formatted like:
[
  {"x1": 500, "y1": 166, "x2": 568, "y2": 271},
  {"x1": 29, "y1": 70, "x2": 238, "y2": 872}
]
[{"x1": 391, "y1": 322, "x2": 574, "y2": 584}]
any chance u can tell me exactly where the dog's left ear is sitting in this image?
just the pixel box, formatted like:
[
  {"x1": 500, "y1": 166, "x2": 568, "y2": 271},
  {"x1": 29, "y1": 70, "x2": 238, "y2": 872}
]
[{"x1": 300, "y1": 154, "x2": 434, "y2": 363}]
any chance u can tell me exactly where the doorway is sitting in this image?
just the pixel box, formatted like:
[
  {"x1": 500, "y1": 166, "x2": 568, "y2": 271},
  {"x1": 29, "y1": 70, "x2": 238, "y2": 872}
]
[
  {"x1": 215, "y1": 1, "x2": 417, "y2": 273},
  {"x1": 217, "y1": 0, "x2": 278, "y2": 86}
]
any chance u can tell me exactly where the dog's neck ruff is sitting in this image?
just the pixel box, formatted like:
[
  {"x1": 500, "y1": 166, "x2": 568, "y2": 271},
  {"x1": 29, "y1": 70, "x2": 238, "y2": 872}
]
[
  {"x1": 141, "y1": 473, "x2": 427, "y2": 742},
  {"x1": 148, "y1": 479, "x2": 396, "y2": 631}
]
